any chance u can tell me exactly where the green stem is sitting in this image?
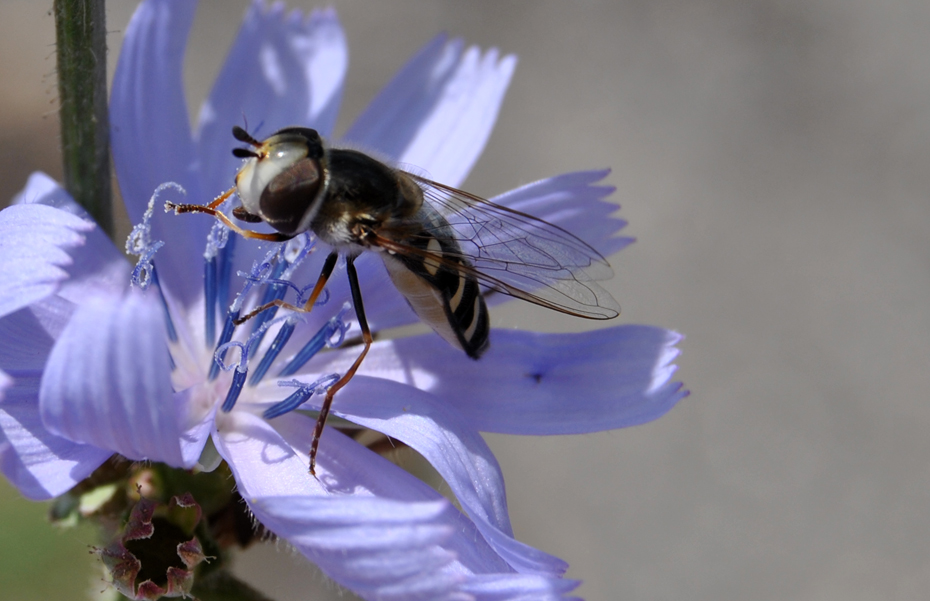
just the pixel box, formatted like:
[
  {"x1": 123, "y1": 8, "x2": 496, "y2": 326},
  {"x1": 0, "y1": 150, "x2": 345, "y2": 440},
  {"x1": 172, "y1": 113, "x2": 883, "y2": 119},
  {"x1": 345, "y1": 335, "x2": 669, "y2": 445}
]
[{"x1": 54, "y1": 0, "x2": 114, "y2": 238}]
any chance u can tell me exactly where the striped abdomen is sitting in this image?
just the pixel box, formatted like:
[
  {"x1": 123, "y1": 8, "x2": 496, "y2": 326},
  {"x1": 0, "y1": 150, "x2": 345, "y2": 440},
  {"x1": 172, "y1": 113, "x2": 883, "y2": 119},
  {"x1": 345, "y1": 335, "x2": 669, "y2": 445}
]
[{"x1": 380, "y1": 209, "x2": 489, "y2": 359}]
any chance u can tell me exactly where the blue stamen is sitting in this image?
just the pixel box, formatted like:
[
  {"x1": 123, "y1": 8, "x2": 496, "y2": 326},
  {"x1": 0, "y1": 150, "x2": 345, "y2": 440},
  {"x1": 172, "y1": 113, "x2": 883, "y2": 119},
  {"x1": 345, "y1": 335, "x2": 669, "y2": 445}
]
[
  {"x1": 282, "y1": 233, "x2": 316, "y2": 268},
  {"x1": 230, "y1": 248, "x2": 279, "y2": 314},
  {"x1": 247, "y1": 277, "x2": 321, "y2": 306},
  {"x1": 209, "y1": 311, "x2": 239, "y2": 381},
  {"x1": 221, "y1": 368, "x2": 248, "y2": 412},
  {"x1": 204, "y1": 256, "x2": 217, "y2": 347},
  {"x1": 249, "y1": 318, "x2": 297, "y2": 386},
  {"x1": 203, "y1": 222, "x2": 230, "y2": 348},
  {"x1": 149, "y1": 267, "x2": 179, "y2": 343},
  {"x1": 263, "y1": 375, "x2": 340, "y2": 419},
  {"x1": 126, "y1": 182, "x2": 186, "y2": 345},
  {"x1": 217, "y1": 233, "x2": 236, "y2": 312},
  {"x1": 264, "y1": 387, "x2": 313, "y2": 419},
  {"x1": 129, "y1": 240, "x2": 164, "y2": 289},
  {"x1": 213, "y1": 314, "x2": 296, "y2": 410},
  {"x1": 278, "y1": 303, "x2": 351, "y2": 377},
  {"x1": 249, "y1": 259, "x2": 289, "y2": 343}
]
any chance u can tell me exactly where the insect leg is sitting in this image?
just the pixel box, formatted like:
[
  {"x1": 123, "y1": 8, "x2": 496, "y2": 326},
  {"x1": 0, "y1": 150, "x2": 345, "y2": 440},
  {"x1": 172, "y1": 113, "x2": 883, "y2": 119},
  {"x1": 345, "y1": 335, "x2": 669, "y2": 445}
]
[
  {"x1": 234, "y1": 251, "x2": 338, "y2": 325},
  {"x1": 308, "y1": 255, "x2": 372, "y2": 476},
  {"x1": 166, "y1": 199, "x2": 293, "y2": 243}
]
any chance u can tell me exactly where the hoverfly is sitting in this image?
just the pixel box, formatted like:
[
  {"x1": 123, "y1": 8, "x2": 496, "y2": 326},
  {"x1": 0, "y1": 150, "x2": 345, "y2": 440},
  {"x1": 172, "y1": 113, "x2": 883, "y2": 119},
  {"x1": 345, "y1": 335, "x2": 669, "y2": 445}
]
[{"x1": 167, "y1": 125, "x2": 620, "y2": 474}]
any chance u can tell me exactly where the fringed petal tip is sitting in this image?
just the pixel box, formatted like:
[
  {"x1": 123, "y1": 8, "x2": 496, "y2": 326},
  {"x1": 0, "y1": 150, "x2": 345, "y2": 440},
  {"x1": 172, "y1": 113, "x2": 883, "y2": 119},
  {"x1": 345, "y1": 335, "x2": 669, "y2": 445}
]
[
  {"x1": 345, "y1": 33, "x2": 516, "y2": 186},
  {"x1": 0, "y1": 201, "x2": 95, "y2": 319}
]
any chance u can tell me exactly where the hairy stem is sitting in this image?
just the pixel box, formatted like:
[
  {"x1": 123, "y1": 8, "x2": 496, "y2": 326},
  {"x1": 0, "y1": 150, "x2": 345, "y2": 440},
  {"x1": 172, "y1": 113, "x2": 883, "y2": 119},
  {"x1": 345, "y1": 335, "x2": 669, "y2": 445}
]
[{"x1": 54, "y1": 0, "x2": 113, "y2": 237}]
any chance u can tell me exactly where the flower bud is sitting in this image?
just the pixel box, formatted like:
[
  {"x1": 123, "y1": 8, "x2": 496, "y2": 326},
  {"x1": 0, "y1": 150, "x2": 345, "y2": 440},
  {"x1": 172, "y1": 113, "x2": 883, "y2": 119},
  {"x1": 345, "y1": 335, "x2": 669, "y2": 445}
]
[{"x1": 98, "y1": 494, "x2": 207, "y2": 600}]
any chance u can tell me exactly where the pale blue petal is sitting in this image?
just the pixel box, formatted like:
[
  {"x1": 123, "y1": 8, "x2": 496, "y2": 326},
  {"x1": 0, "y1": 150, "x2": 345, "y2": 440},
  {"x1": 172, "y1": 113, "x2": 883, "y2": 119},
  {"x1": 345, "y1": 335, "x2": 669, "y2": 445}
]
[
  {"x1": 39, "y1": 291, "x2": 186, "y2": 466},
  {"x1": 309, "y1": 376, "x2": 568, "y2": 576},
  {"x1": 461, "y1": 575, "x2": 581, "y2": 601},
  {"x1": 179, "y1": 397, "x2": 214, "y2": 467},
  {"x1": 0, "y1": 204, "x2": 93, "y2": 318},
  {"x1": 253, "y1": 495, "x2": 464, "y2": 601},
  {"x1": 215, "y1": 413, "x2": 460, "y2": 598},
  {"x1": 0, "y1": 370, "x2": 110, "y2": 500},
  {"x1": 0, "y1": 297, "x2": 112, "y2": 500},
  {"x1": 214, "y1": 411, "x2": 322, "y2": 497},
  {"x1": 10, "y1": 171, "x2": 77, "y2": 214},
  {"x1": 196, "y1": 3, "x2": 347, "y2": 197},
  {"x1": 110, "y1": 0, "x2": 203, "y2": 304},
  {"x1": 221, "y1": 413, "x2": 574, "y2": 599},
  {"x1": 0, "y1": 299, "x2": 72, "y2": 392},
  {"x1": 344, "y1": 34, "x2": 516, "y2": 187},
  {"x1": 326, "y1": 326, "x2": 686, "y2": 434},
  {"x1": 218, "y1": 411, "x2": 507, "y2": 574},
  {"x1": 12, "y1": 173, "x2": 131, "y2": 305}
]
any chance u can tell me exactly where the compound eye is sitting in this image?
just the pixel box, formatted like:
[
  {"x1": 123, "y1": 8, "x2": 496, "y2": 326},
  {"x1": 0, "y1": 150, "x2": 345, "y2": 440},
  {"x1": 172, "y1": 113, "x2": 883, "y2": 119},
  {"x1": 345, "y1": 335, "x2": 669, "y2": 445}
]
[
  {"x1": 235, "y1": 140, "x2": 308, "y2": 217},
  {"x1": 259, "y1": 158, "x2": 324, "y2": 236}
]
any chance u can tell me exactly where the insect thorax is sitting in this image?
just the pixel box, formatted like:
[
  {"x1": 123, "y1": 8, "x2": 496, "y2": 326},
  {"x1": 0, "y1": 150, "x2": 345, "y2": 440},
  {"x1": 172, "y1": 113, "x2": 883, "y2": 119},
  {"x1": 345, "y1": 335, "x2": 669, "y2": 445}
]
[{"x1": 309, "y1": 149, "x2": 423, "y2": 249}]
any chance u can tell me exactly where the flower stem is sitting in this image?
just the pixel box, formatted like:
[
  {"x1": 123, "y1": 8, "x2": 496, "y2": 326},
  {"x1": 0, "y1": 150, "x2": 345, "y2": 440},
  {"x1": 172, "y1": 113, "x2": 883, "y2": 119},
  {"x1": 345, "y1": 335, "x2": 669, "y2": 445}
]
[{"x1": 54, "y1": 0, "x2": 114, "y2": 238}]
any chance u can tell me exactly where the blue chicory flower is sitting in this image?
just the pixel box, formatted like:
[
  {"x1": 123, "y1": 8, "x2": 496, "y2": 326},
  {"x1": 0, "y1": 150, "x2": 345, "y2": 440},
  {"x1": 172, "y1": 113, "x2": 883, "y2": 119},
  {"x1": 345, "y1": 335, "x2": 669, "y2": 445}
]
[{"x1": 0, "y1": 1, "x2": 687, "y2": 599}]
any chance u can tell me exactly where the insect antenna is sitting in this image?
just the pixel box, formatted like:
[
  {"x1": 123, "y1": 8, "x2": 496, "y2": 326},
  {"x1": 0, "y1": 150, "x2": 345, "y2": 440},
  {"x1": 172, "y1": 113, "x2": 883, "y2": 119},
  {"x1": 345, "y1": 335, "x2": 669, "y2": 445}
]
[
  {"x1": 232, "y1": 125, "x2": 262, "y2": 147},
  {"x1": 232, "y1": 147, "x2": 259, "y2": 159}
]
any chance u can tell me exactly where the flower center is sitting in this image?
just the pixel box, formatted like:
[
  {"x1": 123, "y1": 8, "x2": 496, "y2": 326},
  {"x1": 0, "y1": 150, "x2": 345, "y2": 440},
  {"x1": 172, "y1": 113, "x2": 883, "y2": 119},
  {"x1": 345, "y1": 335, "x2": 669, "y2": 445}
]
[{"x1": 128, "y1": 183, "x2": 349, "y2": 422}]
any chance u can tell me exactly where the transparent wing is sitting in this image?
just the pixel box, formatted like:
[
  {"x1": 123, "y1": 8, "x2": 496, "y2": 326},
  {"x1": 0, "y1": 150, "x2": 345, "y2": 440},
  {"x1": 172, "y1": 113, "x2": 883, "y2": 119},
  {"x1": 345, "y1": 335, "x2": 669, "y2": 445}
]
[{"x1": 380, "y1": 173, "x2": 621, "y2": 319}]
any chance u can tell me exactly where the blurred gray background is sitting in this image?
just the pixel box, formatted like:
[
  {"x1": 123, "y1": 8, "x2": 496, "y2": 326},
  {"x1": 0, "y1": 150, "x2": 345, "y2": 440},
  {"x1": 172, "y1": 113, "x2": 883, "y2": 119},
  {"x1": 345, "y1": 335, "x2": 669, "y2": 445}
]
[{"x1": 2, "y1": 1, "x2": 929, "y2": 600}]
